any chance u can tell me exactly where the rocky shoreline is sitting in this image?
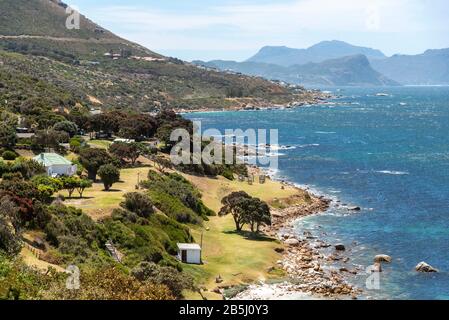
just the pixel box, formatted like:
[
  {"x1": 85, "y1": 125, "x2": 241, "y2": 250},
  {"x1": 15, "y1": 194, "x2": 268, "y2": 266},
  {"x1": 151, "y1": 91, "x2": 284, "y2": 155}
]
[
  {"x1": 233, "y1": 186, "x2": 363, "y2": 300},
  {"x1": 179, "y1": 91, "x2": 335, "y2": 114}
]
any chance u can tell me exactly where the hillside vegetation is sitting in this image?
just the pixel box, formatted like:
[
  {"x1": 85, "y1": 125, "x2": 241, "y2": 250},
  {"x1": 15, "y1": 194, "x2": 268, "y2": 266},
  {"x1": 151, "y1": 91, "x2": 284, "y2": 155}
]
[{"x1": 0, "y1": 0, "x2": 304, "y2": 112}]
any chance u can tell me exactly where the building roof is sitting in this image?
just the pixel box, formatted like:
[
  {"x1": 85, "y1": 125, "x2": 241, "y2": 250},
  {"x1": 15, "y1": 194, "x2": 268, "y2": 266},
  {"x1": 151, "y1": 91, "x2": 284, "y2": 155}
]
[
  {"x1": 177, "y1": 243, "x2": 201, "y2": 251},
  {"x1": 33, "y1": 153, "x2": 73, "y2": 166}
]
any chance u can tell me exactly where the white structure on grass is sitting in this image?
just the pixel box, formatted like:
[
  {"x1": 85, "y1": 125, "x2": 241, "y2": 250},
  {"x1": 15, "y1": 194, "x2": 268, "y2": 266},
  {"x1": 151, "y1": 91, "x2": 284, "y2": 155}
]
[
  {"x1": 33, "y1": 153, "x2": 77, "y2": 177},
  {"x1": 177, "y1": 243, "x2": 202, "y2": 264}
]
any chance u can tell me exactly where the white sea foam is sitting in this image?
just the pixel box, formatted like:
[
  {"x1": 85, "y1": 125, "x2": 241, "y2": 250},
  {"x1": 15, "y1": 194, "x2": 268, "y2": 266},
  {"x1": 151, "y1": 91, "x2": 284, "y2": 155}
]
[
  {"x1": 375, "y1": 170, "x2": 409, "y2": 175},
  {"x1": 315, "y1": 131, "x2": 336, "y2": 134},
  {"x1": 298, "y1": 144, "x2": 320, "y2": 148}
]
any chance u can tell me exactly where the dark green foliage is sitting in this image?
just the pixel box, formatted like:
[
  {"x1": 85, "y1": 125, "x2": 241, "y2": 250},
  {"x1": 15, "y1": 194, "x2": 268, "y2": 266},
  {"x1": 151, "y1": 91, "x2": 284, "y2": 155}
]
[
  {"x1": 141, "y1": 172, "x2": 214, "y2": 224},
  {"x1": 2, "y1": 150, "x2": 17, "y2": 161},
  {"x1": 109, "y1": 142, "x2": 147, "y2": 166},
  {"x1": 43, "y1": 204, "x2": 107, "y2": 264},
  {"x1": 9, "y1": 158, "x2": 46, "y2": 180},
  {"x1": 78, "y1": 148, "x2": 113, "y2": 181},
  {"x1": 120, "y1": 192, "x2": 155, "y2": 218},
  {"x1": 219, "y1": 191, "x2": 271, "y2": 233},
  {"x1": 98, "y1": 164, "x2": 120, "y2": 191},
  {"x1": 31, "y1": 129, "x2": 69, "y2": 152},
  {"x1": 102, "y1": 210, "x2": 192, "y2": 267},
  {"x1": 53, "y1": 121, "x2": 78, "y2": 137},
  {"x1": 0, "y1": 125, "x2": 17, "y2": 149}
]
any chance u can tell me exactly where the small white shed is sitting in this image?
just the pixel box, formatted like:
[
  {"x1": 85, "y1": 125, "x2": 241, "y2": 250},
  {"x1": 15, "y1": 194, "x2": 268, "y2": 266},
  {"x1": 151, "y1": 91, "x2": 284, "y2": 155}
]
[
  {"x1": 33, "y1": 153, "x2": 77, "y2": 177},
  {"x1": 177, "y1": 243, "x2": 202, "y2": 264}
]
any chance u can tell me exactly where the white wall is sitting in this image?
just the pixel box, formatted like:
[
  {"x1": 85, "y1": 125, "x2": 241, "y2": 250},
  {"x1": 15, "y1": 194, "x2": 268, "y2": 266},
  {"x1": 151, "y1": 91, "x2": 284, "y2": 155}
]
[
  {"x1": 187, "y1": 250, "x2": 201, "y2": 264},
  {"x1": 178, "y1": 249, "x2": 201, "y2": 264},
  {"x1": 47, "y1": 164, "x2": 77, "y2": 176}
]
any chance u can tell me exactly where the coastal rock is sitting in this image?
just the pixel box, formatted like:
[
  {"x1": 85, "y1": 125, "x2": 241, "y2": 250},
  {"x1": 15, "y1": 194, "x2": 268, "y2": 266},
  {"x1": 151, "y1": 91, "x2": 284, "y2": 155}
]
[
  {"x1": 415, "y1": 262, "x2": 438, "y2": 273},
  {"x1": 335, "y1": 244, "x2": 346, "y2": 251},
  {"x1": 285, "y1": 239, "x2": 300, "y2": 246},
  {"x1": 374, "y1": 255, "x2": 392, "y2": 263}
]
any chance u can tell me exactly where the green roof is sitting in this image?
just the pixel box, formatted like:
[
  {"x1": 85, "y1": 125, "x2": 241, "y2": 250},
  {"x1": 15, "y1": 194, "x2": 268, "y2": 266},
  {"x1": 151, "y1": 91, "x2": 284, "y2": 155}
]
[{"x1": 33, "y1": 153, "x2": 73, "y2": 166}]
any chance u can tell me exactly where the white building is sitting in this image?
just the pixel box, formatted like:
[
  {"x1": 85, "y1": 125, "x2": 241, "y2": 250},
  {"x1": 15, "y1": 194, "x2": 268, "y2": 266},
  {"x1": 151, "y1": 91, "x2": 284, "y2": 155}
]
[
  {"x1": 177, "y1": 243, "x2": 202, "y2": 264},
  {"x1": 33, "y1": 153, "x2": 77, "y2": 177}
]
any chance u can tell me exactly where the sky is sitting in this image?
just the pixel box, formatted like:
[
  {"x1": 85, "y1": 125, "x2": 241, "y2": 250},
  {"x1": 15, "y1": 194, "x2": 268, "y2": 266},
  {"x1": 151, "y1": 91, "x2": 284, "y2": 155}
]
[{"x1": 67, "y1": 0, "x2": 449, "y2": 61}]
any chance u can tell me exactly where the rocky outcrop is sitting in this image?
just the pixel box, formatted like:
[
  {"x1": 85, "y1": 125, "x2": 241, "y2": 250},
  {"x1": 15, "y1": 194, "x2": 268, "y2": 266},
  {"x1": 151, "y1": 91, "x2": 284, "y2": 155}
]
[
  {"x1": 285, "y1": 238, "x2": 300, "y2": 247},
  {"x1": 374, "y1": 255, "x2": 392, "y2": 263},
  {"x1": 335, "y1": 244, "x2": 346, "y2": 251},
  {"x1": 415, "y1": 262, "x2": 438, "y2": 273}
]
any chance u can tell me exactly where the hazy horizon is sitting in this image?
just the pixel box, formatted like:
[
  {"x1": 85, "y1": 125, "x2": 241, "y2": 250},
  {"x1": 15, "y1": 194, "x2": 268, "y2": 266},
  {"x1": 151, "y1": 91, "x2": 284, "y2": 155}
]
[{"x1": 67, "y1": 0, "x2": 449, "y2": 61}]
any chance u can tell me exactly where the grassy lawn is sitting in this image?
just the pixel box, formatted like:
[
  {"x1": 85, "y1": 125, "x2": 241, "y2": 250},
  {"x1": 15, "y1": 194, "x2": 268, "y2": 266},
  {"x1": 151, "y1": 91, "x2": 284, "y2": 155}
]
[
  {"x1": 181, "y1": 174, "x2": 297, "y2": 300},
  {"x1": 63, "y1": 167, "x2": 150, "y2": 220},
  {"x1": 62, "y1": 165, "x2": 302, "y2": 299},
  {"x1": 87, "y1": 139, "x2": 112, "y2": 150}
]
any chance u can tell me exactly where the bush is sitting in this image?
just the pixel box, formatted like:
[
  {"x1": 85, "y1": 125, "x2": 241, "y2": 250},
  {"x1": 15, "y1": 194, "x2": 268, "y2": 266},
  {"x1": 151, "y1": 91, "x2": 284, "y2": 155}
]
[
  {"x1": 47, "y1": 267, "x2": 175, "y2": 300},
  {"x1": 120, "y1": 192, "x2": 155, "y2": 218},
  {"x1": 131, "y1": 262, "x2": 196, "y2": 299},
  {"x1": 2, "y1": 151, "x2": 17, "y2": 161}
]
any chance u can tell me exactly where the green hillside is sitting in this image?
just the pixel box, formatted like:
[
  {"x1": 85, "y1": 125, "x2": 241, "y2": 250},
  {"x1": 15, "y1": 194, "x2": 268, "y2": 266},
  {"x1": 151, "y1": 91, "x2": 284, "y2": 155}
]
[{"x1": 0, "y1": 0, "x2": 303, "y2": 112}]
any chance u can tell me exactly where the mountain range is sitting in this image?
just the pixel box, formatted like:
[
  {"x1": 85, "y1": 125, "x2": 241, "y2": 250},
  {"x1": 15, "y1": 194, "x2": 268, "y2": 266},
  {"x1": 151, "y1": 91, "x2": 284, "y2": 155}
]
[
  {"x1": 195, "y1": 41, "x2": 449, "y2": 87},
  {"x1": 0, "y1": 0, "x2": 308, "y2": 113}
]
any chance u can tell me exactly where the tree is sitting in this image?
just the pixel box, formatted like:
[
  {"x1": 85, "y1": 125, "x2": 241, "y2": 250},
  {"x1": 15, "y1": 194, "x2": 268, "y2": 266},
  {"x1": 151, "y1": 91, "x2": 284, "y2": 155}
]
[
  {"x1": 152, "y1": 155, "x2": 172, "y2": 174},
  {"x1": 109, "y1": 142, "x2": 145, "y2": 166},
  {"x1": 53, "y1": 121, "x2": 79, "y2": 138},
  {"x1": 0, "y1": 125, "x2": 17, "y2": 149},
  {"x1": 76, "y1": 179, "x2": 92, "y2": 198},
  {"x1": 119, "y1": 114, "x2": 158, "y2": 140},
  {"x1": 31, "y1": 129, "x2": 69, "y2": 151},
  {"x1": 120, "y1": 192, "x2": 155, "y2": 218},
  {"x1": 242, "y1": 198, "x2": 271, "y2": 233},
  {"x1": 61, "y1": 176, "x2": 79, "y2": 198},
  {"x1": 78, "y1": 148, "x2": 112, "y2": 181},
  {"x1": 98, "y1": 164, "x2": 120, "y2": 191},
  {"x1": 219, "y1": 192, "x2": 271, "y2": 234},
  {"x1": 218, "y1": 191, "x2": 252, "y2": 231}
]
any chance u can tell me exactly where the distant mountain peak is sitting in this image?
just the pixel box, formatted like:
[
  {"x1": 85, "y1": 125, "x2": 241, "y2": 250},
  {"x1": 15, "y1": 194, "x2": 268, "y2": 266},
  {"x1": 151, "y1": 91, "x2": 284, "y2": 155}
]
[{"x1": 247, "y1": 41, "x2": 386, "y2": 67}]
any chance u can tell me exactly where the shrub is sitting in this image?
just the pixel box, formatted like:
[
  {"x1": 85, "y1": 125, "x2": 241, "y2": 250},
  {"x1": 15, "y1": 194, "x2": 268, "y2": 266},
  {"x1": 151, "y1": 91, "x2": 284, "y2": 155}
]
[
  {"x1": 132, "y1": 262, "x2": 196, "y2": 299},
  {"x1": 120, "y1": 192, "x2": 155, "y2": 218},
  {"x1": 2, "y1": 151, "x2": 17, "y2": 161},
  {"x1": 48, "y1": 267, "x2": 175, "y2": 300}
]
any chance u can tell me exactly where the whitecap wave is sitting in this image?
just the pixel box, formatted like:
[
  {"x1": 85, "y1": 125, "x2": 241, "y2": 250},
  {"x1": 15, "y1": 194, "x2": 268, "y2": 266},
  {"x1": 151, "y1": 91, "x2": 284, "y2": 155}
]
[
  {"x1": 375, "y1": 170, "x2": 409, "y2": 175},
  {"x1": 298, "y1": 144, "x2": 320, "y2": 148}
]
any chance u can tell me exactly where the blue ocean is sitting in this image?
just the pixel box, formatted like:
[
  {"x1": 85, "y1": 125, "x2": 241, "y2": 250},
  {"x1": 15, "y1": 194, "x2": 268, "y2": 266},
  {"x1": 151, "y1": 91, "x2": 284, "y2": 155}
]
[{"x1": 186, "y1": 86, "x2": 449, "y2": 300}]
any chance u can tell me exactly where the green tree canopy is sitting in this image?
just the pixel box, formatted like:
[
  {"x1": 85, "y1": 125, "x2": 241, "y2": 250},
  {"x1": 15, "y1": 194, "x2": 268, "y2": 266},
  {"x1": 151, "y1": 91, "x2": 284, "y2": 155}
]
[{"x1": 98, "y1": 164, "x2": 120, "y2": 191}]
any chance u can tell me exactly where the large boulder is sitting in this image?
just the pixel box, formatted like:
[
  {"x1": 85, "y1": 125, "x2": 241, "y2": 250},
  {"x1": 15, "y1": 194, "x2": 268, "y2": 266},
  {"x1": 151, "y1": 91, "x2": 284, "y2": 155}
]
[
  {"x1": 415, "y1": 262, "x2": 438, "y2": 273},
  {"x1": 285, "y1": 238, "x2": 300, "y2": 246},
  {"x1": 335, "y1": 244, "x2": 346, "y2": 251},
  {"x1": 374, "y1": 254, "x2": 392, "y2": 263}
]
